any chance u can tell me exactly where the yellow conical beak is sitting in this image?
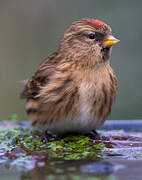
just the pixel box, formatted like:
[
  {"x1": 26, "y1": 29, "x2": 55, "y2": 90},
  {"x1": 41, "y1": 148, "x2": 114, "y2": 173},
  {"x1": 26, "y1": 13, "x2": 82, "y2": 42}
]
[{"x1": 103, "y1": 35, "x2": 120, "y2": 46}]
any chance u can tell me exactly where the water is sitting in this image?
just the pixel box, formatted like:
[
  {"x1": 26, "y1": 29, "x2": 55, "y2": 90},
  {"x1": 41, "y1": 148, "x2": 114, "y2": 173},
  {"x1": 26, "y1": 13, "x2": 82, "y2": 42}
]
[{"x1": 0, "y1": 121, "x2": 142, "y2": 180}]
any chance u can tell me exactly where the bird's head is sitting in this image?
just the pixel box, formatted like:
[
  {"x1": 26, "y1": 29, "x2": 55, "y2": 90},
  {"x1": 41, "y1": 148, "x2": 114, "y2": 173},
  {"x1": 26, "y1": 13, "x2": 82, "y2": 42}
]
[{"x1": 59, "y1": 18, "x2": 119, "y2": 67}]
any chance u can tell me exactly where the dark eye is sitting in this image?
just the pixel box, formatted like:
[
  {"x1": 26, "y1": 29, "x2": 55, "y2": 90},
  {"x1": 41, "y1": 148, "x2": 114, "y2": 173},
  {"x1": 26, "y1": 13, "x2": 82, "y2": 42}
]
[{"x1": 88, "y1": 33, "x2": 95, "y2": 40}]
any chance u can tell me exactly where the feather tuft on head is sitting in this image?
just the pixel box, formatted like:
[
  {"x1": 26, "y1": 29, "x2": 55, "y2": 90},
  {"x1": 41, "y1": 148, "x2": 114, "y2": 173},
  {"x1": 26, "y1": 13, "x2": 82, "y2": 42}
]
[{"x1": 87, "y1": 19, "x2": 108, "y2": 29}]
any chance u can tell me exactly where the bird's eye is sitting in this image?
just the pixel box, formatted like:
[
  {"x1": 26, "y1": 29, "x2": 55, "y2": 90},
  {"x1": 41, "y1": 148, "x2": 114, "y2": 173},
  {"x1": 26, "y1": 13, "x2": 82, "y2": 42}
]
[{"x1": 88, "y1": 33, "x2": 95, "y2": 40}]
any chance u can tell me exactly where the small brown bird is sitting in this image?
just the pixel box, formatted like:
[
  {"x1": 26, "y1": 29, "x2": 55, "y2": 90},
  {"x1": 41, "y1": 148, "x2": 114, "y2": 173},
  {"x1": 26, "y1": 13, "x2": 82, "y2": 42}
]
[{"x1": 20, "y1": 18, "x2": 119, "y2": 135}]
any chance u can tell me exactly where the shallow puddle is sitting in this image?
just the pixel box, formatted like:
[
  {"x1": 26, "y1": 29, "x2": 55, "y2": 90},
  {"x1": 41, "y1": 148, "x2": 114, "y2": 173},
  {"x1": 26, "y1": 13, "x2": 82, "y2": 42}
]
[{"x1": 0, "y1": 121, "x2": 142, "y2": 180}]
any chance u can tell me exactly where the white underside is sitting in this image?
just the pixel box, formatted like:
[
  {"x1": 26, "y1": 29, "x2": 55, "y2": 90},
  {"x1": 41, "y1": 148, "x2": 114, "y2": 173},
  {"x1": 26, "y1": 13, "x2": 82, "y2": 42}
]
[{"x1": 46, "y1": 116, "x2": 101, "y2": 134}]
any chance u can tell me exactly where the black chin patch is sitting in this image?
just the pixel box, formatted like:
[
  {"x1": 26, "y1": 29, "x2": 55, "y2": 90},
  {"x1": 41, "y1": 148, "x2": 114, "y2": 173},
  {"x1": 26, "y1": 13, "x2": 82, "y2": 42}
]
[
  {"x1": 101, "y1": 46, "x2": 110, "y2": 53},
  {"x1": 101, "y1": 46, "x2": 111, "y2": 61}
]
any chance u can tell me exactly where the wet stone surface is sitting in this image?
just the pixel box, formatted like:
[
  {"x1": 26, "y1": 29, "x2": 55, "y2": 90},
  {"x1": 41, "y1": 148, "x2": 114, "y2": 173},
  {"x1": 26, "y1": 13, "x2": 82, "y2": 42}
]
[{"x1": 0, "y1": 121, "x2": 142, "y2": 180}]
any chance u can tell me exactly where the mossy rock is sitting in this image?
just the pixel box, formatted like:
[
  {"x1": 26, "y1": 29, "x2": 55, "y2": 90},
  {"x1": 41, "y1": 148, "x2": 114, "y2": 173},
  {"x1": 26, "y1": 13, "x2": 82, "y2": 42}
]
[{"x1": 0, "y1": 126, "x2": 104, "y2": 161}]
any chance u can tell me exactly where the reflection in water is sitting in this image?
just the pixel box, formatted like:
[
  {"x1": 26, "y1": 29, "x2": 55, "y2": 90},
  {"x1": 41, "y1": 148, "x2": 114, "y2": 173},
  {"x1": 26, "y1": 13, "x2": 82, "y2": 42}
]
[
  {"x1": 21, "y1": 160, "x2": 116, "y2": 180},
  {"x1": 80, "y1": 161, "x2": 114, "y2": 174}
]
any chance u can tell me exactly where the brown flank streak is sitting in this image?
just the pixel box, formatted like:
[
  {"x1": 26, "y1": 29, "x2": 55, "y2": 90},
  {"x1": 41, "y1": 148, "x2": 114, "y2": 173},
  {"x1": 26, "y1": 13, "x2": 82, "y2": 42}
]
[
  {"x1": 32, "y1": 120, "x2": 38, "y2": 126},
  {"x1": 109, "y1": 72, "x2": 113, "y2": 82},
  {"x1": 108, "y1": 83, "x2": 115, "y2": 114},
  {"x1": 109, "y1": 72, "x2": 117, "y2": 87},
  {"x1": 93, "y1": 89, "x2": 96, "y2": 105},
  {"x1": 102, "y1": 83, "x2": 107, "y2": 105},
  {"x1": 98, "y1": 101, "x2": 104, "y2": 117},
  {"x1": 65, "y1": 87, "x2": 78, "y2": 114},
  {"x1": 48, "y1": 117, "x2": 54, "y2": 125},
  {"x1": 98, "y1": 83, "x2": 108, "y2": 116}
]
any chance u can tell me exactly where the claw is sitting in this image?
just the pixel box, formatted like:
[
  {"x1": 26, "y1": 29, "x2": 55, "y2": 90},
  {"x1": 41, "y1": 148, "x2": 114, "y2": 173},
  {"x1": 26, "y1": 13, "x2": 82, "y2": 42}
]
[{"x1": 41, "y1": 130, "x2": 58, "y2": 143}]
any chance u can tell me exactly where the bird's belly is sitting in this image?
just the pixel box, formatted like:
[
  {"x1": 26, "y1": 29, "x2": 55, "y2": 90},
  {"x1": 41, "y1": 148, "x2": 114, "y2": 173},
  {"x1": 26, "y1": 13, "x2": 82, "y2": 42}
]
[
  {"x1": 47, "y1": 82, "x2": 104, "y2": 134},
  {"x1": 47, "y1": 115, "x2": 101, "y2": 134}
]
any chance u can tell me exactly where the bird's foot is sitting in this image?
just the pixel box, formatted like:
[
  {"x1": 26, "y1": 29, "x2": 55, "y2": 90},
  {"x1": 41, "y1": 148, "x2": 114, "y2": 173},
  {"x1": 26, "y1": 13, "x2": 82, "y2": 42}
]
[
  {"x1": 41, "y1": 130, "x2": 100, "y2": 142},
  {"x1": 41, "y1": 130, "x2": 60, "y2": 143},
  {"x1": 85, "y1": 130, "x2": 100, "y2": 139}
]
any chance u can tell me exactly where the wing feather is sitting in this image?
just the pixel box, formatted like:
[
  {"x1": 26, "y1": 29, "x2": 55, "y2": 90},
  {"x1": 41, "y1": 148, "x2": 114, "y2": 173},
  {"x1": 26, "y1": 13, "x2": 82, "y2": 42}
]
[{"x1": 20, "y1": 52, "x2": 59, "y2": 99}]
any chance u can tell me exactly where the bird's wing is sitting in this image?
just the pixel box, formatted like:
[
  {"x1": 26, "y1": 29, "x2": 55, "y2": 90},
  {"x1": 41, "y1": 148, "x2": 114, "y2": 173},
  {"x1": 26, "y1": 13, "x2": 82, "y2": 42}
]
[{"x1": 20, "y1": 52, "x2": 59, "y2": 99}]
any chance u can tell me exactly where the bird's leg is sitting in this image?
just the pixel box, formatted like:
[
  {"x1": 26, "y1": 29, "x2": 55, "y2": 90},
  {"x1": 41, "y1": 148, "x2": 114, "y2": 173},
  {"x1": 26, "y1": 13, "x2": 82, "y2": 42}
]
[{"x1": 92, "y1": 129, "x2": 98, "y2": 136}]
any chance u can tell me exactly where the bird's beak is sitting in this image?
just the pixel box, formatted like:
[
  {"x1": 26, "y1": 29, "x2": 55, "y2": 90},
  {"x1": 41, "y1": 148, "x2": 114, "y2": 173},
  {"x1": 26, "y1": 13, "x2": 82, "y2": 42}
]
[{"x1": 103, "y1": 35, "x2": 120, "y2": 47}]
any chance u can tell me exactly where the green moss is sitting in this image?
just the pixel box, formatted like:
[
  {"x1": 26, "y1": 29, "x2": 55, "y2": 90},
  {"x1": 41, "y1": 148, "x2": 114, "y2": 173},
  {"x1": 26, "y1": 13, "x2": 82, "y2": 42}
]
[
  {"x1": 0, "y1": 127, "x2": 104, "y2": 162},
  {"x1": 45, "y1": 135, "x2": 104, "y2": 160}
]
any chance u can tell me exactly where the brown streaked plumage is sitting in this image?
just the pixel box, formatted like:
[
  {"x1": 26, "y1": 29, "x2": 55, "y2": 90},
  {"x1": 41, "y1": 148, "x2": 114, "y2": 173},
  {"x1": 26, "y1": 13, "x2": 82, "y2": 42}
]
[{"x1": 20, "y1": 18, "x2": 119, "y2": 135}]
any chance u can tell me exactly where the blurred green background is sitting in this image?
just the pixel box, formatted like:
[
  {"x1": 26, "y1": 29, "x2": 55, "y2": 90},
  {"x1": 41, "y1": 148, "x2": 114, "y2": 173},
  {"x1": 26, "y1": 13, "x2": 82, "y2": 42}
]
[{"x1": 0, "y1": 0, "x2": 142, "y2": 120}]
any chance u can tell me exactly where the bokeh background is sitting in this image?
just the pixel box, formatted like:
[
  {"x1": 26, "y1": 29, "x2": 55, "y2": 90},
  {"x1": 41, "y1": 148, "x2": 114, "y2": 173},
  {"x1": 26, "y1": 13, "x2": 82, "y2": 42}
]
[{"x1": 0, "y1": 0, "x2": 142, "y2": 120}]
